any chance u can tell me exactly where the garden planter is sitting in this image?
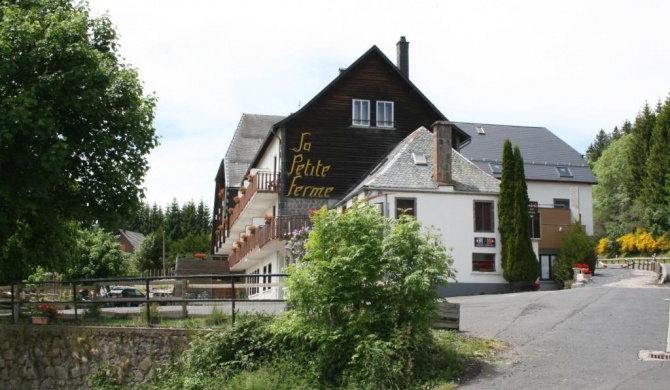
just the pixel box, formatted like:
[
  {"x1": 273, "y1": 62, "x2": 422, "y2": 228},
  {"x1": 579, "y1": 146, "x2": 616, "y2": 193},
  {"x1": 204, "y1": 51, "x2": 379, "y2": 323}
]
[{"x1": 31, "y1": 316, "x2": 49, "y2": 325}]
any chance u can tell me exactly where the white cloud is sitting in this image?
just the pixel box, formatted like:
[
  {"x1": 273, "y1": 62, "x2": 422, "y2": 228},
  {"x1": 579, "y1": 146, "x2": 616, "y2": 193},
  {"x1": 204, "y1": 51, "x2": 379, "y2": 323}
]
[{"x1": 88, "y1": 0, "x2": 670, "y2": 211}]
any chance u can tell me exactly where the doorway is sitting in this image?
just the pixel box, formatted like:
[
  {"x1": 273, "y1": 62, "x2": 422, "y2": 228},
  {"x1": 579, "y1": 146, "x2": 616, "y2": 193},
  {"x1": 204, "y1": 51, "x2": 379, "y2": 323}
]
[{"x1": 540, "y1": 254, "x2": 557, "y2": 280}]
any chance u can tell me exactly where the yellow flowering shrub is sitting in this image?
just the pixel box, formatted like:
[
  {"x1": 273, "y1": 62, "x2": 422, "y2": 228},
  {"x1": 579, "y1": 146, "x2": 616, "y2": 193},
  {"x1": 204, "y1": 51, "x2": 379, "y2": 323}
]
[{"x1": 595, "y1": 238, "x2": 609, "y2": 255}]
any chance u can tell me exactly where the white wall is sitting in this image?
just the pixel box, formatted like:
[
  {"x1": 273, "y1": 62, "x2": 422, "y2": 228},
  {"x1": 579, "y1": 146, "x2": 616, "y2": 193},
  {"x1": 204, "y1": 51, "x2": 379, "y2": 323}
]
[
  {"x1": 253, "y1": 135, "x2": 280, "y2": 175},
  {"x1": 527, "y1": 182, "x2": 594, "y2": 235},
  {"x1": 368, "y1": 191, "x2": 507, "y2": 286}
]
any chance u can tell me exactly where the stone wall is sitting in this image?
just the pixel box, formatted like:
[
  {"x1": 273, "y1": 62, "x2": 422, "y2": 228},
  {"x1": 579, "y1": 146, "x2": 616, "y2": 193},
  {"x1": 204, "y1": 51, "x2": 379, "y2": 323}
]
[
  {"x1": 0, "y1": 325, "x2": 196, "y2": 390},
  {"x1": 279, "y1": 197, "x2": 337, "y2": 216}
]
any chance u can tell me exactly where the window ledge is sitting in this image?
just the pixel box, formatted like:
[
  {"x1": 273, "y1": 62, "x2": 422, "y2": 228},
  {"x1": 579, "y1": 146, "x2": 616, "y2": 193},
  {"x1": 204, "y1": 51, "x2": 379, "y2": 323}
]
[
  {"x1": 472, "y1": 271, "x2": 501, "y2": 275},
  {"x1": 349, "y1": 125, "x2": 396, "y2": 130}
]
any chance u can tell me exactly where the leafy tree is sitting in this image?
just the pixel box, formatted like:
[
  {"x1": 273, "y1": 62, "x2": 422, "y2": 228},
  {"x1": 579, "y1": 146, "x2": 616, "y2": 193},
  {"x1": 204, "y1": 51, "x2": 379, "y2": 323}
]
[
  {"x1": 554, "y1": 221, "x2": 596, "y2": 285},
  {"x1": 592, "y1": 135, "x2": 639, "y2": 239},
  {"x1": 499, "y1": 142, "x2": 539, "y2": 286},
  {"x1": 168, "y1": 233, "x2": 210, "y2": 261},
  {"x1": 0, "y1": 0, "x2": 158, "y2": 278},
  {"x1": 132, "y1": 232, "x2": 164, "y2": 273},
  {"x1": 65, "y1": 228, "x2": 130, "y2": 279},
  {"x1": 275, "y1": 204, "x2": 455, "y2": 387}
]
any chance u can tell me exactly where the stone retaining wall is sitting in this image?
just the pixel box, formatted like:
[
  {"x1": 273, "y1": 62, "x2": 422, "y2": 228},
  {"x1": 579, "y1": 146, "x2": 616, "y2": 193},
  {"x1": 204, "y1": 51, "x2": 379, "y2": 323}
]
[{"x1": 0, "y1": 325, "x2": 197, "y2": 389}]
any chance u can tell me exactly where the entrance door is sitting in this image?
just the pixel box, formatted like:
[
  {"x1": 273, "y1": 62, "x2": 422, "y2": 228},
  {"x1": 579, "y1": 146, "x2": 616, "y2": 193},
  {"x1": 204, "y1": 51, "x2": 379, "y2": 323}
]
[{"x1": 540, "y1": 254, "x2": 557, "y2": 280}]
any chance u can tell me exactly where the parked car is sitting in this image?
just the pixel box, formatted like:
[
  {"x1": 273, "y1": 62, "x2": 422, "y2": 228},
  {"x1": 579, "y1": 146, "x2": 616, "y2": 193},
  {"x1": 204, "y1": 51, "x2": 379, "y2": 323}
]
[
  {"x1": 107, "y1": 286, "x2": 146, "y2": 307},
  {"x1": 149, "y1": 290, "x2": 174, "y2": 305}
]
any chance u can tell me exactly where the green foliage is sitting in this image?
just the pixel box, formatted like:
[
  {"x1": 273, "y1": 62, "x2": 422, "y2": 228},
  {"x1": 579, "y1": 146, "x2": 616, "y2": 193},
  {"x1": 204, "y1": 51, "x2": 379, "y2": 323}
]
[
  {"x1": 499, "y1": 141, "x2": 539, "y2": 283},
  {"x1": 554, "y1": 222, "x2": 596, "y2": 285},
  {"x1": 65, "y1": 228, "x2": 131, "y2": 279},
  {"x1": 275, "y1": 204, "x2": 455, "y2": 387},
  {"x1": 0, "y1": 0, "x2": 158, "y2": 278},
  {"x1": 586, "y1": 129, "x2": 612, "y2": 168}
]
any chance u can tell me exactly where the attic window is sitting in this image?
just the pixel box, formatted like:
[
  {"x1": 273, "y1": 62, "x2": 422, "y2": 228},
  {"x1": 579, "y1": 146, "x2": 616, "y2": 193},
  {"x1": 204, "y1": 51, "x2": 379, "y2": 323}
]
[
  {"x1": 489, "y1": 163, "x2": 502, "y2": 174},
  {"x1": 556, "y1": 166, "x2": 573, "y2": 177},
  {"x1": 476, "y1": 125, "x2": 485, "y2": 135},
  {"x1": 352, "y1": 99, "x2": 370, "y2": 126},
  {"x1": 412, "y1": 153, "x2": 427, "y2": 166}
]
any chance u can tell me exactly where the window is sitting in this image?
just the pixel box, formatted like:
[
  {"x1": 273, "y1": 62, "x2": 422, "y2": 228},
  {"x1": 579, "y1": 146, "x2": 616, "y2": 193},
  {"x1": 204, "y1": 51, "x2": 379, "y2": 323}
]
[
  {"x1": 396, "y1": 198, "x2": 416, "y2": 218},
  {"x1": 474, "y1": 201, "x2": 494, "y2": 232},
  {"x1": 249, "y1": 269, "x2": 259, "y2": 296},
  {"x1": 376, "y1": 101, "x2": 394, "y2": 127},
  {"x1": 473, "y1": 253, "x2": 496, "y2": 272},
  {"x1": 554, "y1": 198, "x2": 570, "y2": 209},
  {"x1": 374, "y1": 202, "x2": 384, "y2": 216},
  {"x1": 556, "y1": 166, "x2": 573, "y2": 177},
  {"x1": 529, "y1": 201, "x2": 541, "y2": 239},
  {"x1": 352, "y1": 99, "x2": 370, "y2": 126},
  {"x1": 489, "y1": 163, "x2": 502, "y2": 174}
]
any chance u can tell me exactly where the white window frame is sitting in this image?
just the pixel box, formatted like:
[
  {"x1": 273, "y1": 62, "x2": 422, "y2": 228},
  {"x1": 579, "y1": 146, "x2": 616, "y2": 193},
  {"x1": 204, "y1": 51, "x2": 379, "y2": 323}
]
[
  {"x1": 376, "y1": 101, "x2": 394, "y2": 128},
  {"x1": 352, "y1": 99, "x2": 370, "y2": 126}
]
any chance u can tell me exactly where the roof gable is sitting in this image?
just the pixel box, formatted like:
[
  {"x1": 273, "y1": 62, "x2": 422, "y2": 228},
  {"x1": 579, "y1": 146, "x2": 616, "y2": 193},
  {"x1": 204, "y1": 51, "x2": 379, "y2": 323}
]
[
  {"x1": 341, "y1": 127, "x2": 499, "y2": 200},
  {"x1": 224, "y1": 113, "x2": 285, "y2": 187}
]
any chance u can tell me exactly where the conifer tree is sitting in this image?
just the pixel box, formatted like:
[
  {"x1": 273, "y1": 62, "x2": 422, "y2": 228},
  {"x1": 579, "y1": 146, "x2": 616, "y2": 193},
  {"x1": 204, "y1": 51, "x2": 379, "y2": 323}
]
[
  {"x1": 498, "y1": 139, "x2": 515, "y2": 273},
  {"x1": 626, "y1": 103, "x2": 656, "y2": 199}
]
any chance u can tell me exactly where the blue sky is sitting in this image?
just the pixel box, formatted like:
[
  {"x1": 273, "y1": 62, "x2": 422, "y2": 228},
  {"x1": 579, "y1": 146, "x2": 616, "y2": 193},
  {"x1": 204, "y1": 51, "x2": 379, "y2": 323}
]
[{"x1": 88, "y1": 0, "x2": 670, "y2": 213}]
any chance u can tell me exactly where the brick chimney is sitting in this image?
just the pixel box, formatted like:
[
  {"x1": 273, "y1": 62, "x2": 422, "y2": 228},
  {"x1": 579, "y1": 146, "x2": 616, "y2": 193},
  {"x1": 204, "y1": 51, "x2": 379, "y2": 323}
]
[
  {"x1": 433, "y1": 121, "x2": 452, "y2": 185},
  {"x1": 396, "y1": 36, "x2": 409, "y2": 78}
]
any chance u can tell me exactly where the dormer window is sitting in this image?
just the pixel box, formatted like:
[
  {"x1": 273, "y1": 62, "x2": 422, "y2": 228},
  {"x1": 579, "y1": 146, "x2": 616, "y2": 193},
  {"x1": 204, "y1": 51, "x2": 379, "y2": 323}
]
[
  {"x1": 352, "y1": 99, "x2": 370, "y2": 126},
  {"x1": 556, "y1": 166, "x2": 573, "y2": 177},
  {"x1": 376, "y1": 101, "x2": 394, "y2": 127},
  {"x1": 489, "y1": 163, "x2": 502, "y2": 174}
]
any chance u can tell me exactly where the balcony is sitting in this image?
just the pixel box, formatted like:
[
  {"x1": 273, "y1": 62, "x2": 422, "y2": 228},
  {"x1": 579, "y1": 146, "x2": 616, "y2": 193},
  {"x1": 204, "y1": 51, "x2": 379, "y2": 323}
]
[
  {"x1": 228, "y1": 216, "x2": 311, "y2": 271},
  {"x1": 228, "y1": 171, "x2": 280, "y2": 235}
]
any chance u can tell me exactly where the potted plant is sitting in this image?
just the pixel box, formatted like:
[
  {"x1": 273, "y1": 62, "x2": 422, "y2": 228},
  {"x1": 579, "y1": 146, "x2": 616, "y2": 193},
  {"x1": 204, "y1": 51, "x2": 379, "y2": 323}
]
[
  {"x1": 32, "y1": 304, "x2": 59, "y2": 324},
  {"x1": 248, "y1": 225, "x2": 256, "y2": 233},
  {"x1": 478, "y1": 262, "x2": 494, "y2": 272},
  {"x1": 239, "y1": 187, "x2": 246, "y2": 195},
  {"x1": 246, "y1": 173, "x2": 254, "y2": 182},
  {"x1": 240, "y1": 233, "x2": 250, "y2": 241},
  {"x1": 233, "y1": 196, "x2": 240, "y2": 203},
  {"x1": 264, "y1": 214, "x2": 273, "y2": 224},
  {"x1": 194, "y1": 252, "x2": 206, "y2": 260}
]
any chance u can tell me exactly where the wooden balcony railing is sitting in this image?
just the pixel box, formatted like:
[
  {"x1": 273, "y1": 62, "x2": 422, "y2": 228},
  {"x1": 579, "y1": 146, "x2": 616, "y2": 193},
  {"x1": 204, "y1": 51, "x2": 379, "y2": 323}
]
[
  {"x1": 228, "y1": 172, "x2": 280, "y2": 230},
  {"x1": 228, "y1": 216, "x2": 311, "y2": 269}
]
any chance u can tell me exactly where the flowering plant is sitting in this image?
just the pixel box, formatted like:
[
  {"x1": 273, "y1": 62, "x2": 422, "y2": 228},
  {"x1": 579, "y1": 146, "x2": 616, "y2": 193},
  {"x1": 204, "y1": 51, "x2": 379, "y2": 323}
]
[
  {"x1": 228, "y1": 207, "x2": 234, "y2": 214},
  {"x1": 264, "y1": 213, "x2": 273, "y2": 222},
  {"x1": 34, "y1": 304, "x2": 59, "y2": 320},
  {"x1": 478, "y1": 262, "x2": 494, "y2": 271},
  {"x1": 233, "y1": 196, "x2": 240, "y2": 203},
  {"x1": 581, "y1": 269, "x2": 592, "y2": 275},
  {"x1": 194, "y1": 252, "x2": 206, "y2": 260},
  {"x1": 240, "y1": 233, "x2": 250, "y2": 241},
  {"x1": 286, "y1": 226, "x2": 311, "y2": 261},
  {"x1": 572, "y1": 263, "x2": 590, "y2": 269},
  {"x1": 246, "y1": 173, "x2": 254, "y2": 182},
  {"x1": 239, "y1": 187, "x2": 246, "y2": 194},
  {"x1": 247, "y1": 225, "x2": 256, "y2": 233}
]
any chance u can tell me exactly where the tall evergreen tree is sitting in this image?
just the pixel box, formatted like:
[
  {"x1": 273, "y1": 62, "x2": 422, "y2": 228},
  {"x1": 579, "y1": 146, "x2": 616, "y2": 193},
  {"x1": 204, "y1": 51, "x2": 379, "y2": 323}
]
[
  {"x1": 625, "y1": 103, "x2": 656, "y2": 199},
  {"x1": 499, "y1": 142, "x2": 539, "y2": 286},
  {"x1": 498, "y1": 139, "x2": 515, "y2": 273},
  {"x1": 586, "y1": 129, "x2": 611, "y2": 167},
  {"x1": 642, "y1": 96, "x2": 670, "y2": 235}
]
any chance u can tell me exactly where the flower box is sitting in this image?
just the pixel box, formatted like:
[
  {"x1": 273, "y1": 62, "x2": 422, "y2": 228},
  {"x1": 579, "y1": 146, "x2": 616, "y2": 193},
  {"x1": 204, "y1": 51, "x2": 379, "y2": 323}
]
[
  {"x1": 264, "y1": 214, "x2": 273, "y2": 223},
  {"x1": 32, "y1": 316, "x2": 49, "y2": 325},
  {"x1": 247, "y1": 225, "x2": 256, "y2": 233}
]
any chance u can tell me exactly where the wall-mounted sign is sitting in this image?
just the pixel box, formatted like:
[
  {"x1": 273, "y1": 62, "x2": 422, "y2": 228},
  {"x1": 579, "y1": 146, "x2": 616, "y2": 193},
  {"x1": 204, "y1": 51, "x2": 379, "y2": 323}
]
[
  {"x1": 474, "y1": 237, "x2": 496, "y2": 247},
  {"x1": 286, "y1": 132, "x2": 335, "y2": 198}
]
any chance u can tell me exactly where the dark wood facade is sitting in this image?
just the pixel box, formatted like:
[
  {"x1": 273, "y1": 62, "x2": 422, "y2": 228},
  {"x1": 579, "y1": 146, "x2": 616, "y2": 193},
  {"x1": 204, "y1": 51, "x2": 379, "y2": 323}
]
[{"x1": 276, "y1": 47, "x2": 467, "y2": 200}]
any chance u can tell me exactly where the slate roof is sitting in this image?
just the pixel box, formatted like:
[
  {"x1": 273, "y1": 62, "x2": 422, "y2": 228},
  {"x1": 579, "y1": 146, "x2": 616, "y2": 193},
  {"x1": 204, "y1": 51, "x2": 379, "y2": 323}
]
[
  {"x1": 117, "y1": 230, "x2": 145, "y2": 251},
  {"x1": 224, "y1": 114, "x2": 285, "y2": 187},
  {"x1": 339, "y1": 127, "x2": 499, "y2": 203},
  {"x1": 455, "y1": 122, "x2": 597, "y2": 184}
]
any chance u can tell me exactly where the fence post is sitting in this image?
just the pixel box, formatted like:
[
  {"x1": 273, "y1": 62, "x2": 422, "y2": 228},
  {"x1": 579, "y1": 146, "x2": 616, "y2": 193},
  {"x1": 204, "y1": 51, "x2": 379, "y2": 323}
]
[
  {"x1": 181, "y1": 279, "x2": 188, "y2": 319},
  {"x1": 145, "y1": 278, "x2": 151, "y2": 325},
  {"x1": 72, "y1": 282, "x2": 78, "y2": 321},
  {"x1": 11, "y1": 282, "x2": 16, "y2": 324},
  {"x1": 231, "y1": 275, "x2": 236, "y2": 326}
]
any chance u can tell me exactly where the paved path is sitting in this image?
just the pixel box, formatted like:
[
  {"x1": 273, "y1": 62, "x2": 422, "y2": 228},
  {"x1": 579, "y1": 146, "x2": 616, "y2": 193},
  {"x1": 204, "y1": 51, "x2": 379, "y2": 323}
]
[{"x1": 450, "y1": 268, "x2": 670, "y2": 390}]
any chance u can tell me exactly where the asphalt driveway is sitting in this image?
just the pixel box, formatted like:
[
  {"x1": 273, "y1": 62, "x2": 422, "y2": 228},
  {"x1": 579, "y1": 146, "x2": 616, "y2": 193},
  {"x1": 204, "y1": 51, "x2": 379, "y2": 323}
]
[{"x1": 450, "y1": 268, "x2": 670, "y2": 390}]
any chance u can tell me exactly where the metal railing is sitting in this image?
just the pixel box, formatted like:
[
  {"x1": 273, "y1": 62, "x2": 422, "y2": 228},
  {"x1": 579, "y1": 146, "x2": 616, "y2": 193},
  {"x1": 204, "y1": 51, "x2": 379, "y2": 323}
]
[
  {"x1": 229, "y1": 216, "x2": 311, "y2": 268},
  {"x1": 0, "y1": 273, "x2": 287, "y2": 326}
]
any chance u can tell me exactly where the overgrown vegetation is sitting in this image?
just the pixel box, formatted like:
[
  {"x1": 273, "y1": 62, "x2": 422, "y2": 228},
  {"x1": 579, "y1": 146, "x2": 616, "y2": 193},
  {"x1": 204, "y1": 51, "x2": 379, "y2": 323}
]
[
  {"x1": 114, "y1": 205, "x2": 502, "y2": 389},
  {"x1": 588, "y1": 94, "x2": 670, "y2": 258},
  {"x1": 554, "y1": 221, "x2": 597, "y2": 286}
]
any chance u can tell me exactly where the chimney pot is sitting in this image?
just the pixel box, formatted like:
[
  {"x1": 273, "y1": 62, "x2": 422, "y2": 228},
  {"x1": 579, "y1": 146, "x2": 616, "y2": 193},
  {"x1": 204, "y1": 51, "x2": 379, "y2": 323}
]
[{"x1": 396, "y1": 36, "x2": 409, "y2": 78}]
